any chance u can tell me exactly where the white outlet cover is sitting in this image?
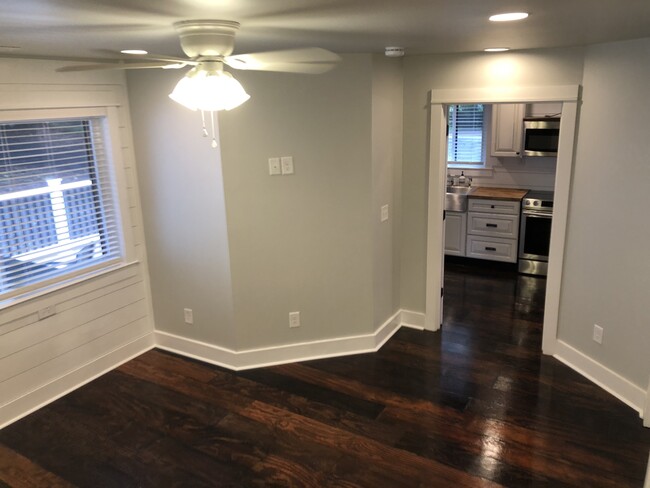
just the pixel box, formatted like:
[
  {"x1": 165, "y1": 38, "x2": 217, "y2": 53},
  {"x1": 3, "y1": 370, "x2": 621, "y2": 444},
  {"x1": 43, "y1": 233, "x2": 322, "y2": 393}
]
[
  {"x1": 593, "y1": 324, "x2": 604, "y2": 344},
  {"x1": 380, "y1": 204, "x2": 389, "y2": 222},
  {"x1": 289, "y1": 311, "x2": 300, "y2": 328},
  {"x1": 184, "y1": 308, "x2": 194, "y2": 325},
  {"x1": 281, "y1": 156, "x2": 294, "y2": 175},
  {"x1": 269, "y1": 157, "x2": 281, "y2": 175}
]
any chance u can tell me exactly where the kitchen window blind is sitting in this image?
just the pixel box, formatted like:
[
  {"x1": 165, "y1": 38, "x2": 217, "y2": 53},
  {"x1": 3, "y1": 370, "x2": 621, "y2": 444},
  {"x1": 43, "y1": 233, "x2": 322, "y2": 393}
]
[
  {"x1": 447, "y1": 104, "x2": 485, "y2": 163},
  {"x1": 0, "y1": 117, "x2": 121, "y2": 298}
]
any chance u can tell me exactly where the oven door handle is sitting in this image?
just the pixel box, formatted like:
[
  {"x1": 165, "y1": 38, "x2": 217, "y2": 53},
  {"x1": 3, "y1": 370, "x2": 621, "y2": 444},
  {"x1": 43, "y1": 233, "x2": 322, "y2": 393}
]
[{"x1": 522, "y1": 211, "x2": 552, "y2": 218}]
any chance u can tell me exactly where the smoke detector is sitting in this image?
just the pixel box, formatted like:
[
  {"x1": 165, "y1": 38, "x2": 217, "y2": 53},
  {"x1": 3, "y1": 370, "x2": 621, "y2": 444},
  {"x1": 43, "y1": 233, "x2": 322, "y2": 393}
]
[{"x1": 385, "y1": 46, "x2": 404, "y2": 58}]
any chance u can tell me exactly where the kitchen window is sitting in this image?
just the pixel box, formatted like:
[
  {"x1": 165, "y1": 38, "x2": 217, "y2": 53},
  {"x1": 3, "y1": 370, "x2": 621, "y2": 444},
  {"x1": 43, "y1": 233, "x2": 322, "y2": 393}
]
[
  {"x1": 0, "y1": 116, "x2": 122, "y2": 299},
  {"x1": 447, "y1": 103, "x2": 488, "y2": 167}
]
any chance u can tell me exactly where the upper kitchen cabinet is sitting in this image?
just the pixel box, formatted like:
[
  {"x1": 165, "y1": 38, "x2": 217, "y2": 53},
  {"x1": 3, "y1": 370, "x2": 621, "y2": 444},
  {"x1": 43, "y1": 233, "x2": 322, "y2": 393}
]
[{"x1": 491, "y1": 103, "x2": 524, "y2": 157}]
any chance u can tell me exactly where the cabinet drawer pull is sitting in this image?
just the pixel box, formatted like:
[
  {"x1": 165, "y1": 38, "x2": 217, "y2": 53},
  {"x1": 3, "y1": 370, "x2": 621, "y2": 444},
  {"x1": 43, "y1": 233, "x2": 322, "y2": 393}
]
[
  {"x1": 486, "y1": 223, "x2": 498, "y2": 228},
  {"x1": 485, "y1": 246, "x2": 497, "y2": 251},
  {"x1": 490, "y1": 205, "x2": 495, "y2": 208}
]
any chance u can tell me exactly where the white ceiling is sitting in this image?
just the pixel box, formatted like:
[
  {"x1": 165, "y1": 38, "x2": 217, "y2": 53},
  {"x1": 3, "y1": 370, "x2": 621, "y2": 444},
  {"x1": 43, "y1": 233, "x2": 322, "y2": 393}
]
[{"x1": 1, "y1": 0, "x2": 649, "y2": 60}]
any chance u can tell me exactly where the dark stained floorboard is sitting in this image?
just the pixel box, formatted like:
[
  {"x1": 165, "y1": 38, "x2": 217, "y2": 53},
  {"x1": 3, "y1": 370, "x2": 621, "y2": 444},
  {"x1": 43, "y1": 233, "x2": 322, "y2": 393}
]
[{"x1": 1, "y1": 258, "x2": 649, "y2": 487}]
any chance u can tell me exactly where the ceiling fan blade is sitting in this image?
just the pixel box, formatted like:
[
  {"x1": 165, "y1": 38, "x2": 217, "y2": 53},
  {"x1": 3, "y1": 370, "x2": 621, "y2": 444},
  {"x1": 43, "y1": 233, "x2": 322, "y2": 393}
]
[
  {"x1": 57, "y1": 61, "x2": 187, "y2": 72},
  {"x1": 95, "y1": 49, "x2": 190, "y2": 64},
  {"x1": 224, "y1": 48, "x2": 341, "y2": 74}
]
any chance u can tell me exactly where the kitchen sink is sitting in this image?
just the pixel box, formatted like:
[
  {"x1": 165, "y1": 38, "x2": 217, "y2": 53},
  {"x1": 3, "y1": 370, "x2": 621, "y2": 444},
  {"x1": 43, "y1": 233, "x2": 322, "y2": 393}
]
[{"x1": 445, "y1": 185, "x2": 475, "y2": 212}]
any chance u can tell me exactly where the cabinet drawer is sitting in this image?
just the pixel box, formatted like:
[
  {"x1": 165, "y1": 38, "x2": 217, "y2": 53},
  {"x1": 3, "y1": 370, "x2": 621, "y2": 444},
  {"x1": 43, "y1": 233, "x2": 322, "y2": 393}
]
[
  {"x1": 468, "y1": 212, "x2": 519, "y2": 239},
  {"x1": 468, "y1": 198, "x2": 519, "y2": 215},
  {"x1": 466, "y1": 235, "x2": 518, "y2": 263}
]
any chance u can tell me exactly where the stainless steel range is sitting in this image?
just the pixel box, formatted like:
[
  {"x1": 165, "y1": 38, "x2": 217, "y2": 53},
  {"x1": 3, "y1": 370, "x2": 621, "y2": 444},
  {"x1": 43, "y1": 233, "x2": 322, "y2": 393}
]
[{"x1": 518, "y1": 191, "x2": 554, "y2": 276}]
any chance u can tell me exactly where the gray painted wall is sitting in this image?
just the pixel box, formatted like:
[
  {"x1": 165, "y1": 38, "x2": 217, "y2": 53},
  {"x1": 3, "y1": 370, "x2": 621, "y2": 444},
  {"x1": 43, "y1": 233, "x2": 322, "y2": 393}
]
[
  {"x1": 127, "y1": 68, "x2": 237, "y2": 349},
  {"x1": 557, "y1": 38, "x2": 650, "y2": 388},
  {"x1": 371, "y1": 55, "x2": 404, "y2": 327},
  {"x1": 128, "y1": 54, "x2": 403, "y2": 352},
  {"x1": 219, "y1": 54, "x2": 377, "y2": 349}
]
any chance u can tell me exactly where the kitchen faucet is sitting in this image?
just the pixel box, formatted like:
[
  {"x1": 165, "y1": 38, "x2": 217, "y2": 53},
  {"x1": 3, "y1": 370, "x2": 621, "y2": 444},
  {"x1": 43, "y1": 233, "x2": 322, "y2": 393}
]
[{"x1": 448, "y1": 171, "x2": 472, "y2": 187}]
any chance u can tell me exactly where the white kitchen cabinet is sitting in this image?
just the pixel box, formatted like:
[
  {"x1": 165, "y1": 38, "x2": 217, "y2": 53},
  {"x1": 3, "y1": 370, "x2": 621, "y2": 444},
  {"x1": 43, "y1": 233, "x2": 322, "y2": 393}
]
[
  {"x1": 466, "y1": 235, "x2": 518, "y2": 262},
  {"x1": 491, "y1": 103, "x2": 524, "y2": 157},
  {"x1": 444, "y1": 211, "x2": 467, "y2": 256},
  {"x1": 466, "y1": 197, "x2": 520, "y2": 263},
  {"x1": 467, "y1": 212, "x2": 519, "y2": 239}
]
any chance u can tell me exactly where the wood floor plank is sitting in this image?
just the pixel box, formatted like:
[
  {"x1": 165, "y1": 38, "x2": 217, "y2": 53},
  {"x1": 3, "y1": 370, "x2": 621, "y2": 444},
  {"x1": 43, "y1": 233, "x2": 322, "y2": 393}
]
[{"x1": 0, "y1": 445, "x2": 74, "y2": 488}]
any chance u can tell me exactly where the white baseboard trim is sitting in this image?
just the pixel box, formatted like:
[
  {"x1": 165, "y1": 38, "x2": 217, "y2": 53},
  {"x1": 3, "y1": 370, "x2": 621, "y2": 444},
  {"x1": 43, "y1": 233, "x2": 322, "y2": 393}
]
[
  {"x1": 554, "y1": 339, "x2": 647, "y2": 418},
  {"x1": 156, "y1": 310, "x2": 410, "y2": 371},
  {"x1": 645, "y1": 379, "x2": 650, "y2": 427},
  {"x1": 399, "y1": 309, "x2": 426, "y2": 330},
  {"x1": 0, "y1": 333, "x2": 155, "y2": 429}
]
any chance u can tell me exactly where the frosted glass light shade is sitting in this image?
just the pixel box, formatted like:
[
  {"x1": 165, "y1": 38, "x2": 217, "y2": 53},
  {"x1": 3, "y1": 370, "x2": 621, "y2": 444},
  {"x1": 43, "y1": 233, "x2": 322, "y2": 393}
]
[{"x1": 169, "y1": 68, "x2": 250, "y2": 112}]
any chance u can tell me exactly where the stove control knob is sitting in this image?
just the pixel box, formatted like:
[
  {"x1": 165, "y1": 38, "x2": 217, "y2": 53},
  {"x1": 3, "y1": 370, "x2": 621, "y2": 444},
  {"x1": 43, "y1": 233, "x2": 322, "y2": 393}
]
[
  {"x1": 534, "y1": 201, "x2": 539, "y2": 206},
  {"x1": 525, "y1": 199, "x2": 531, "y2": 206}
]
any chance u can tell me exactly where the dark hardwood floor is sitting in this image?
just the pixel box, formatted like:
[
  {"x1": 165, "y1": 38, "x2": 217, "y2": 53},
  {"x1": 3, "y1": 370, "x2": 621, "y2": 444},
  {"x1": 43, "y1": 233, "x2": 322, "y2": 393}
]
[{"x1": 1, "y1": 259, "x2": 649, "y2": 487}]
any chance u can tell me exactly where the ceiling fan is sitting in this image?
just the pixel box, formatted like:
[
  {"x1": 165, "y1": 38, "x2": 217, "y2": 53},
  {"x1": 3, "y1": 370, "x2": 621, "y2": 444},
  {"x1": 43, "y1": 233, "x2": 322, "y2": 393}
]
[{"x1": 58, "y1": 20, "x2": 341, "y2": 147}]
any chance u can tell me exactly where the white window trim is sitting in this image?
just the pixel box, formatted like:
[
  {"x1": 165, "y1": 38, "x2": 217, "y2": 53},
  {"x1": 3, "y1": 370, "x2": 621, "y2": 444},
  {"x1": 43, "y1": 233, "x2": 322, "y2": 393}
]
[{"x1": 0, "y1": 105, "x2": 136, "y2": 306}]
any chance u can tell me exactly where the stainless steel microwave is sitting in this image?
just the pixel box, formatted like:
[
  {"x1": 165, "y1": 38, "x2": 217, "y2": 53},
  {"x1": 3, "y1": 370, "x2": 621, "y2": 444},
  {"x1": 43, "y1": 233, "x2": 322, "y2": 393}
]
[{"x1": 523, "y1": 117, "x2": 560, "y2": 157}]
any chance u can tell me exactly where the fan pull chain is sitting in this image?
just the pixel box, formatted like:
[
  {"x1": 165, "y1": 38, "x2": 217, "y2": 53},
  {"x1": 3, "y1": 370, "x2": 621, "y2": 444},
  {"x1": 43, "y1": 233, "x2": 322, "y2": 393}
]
[
  {"x1": 210, "y1": 110, "x2": 218, "y2": 148},
  {"x1": 201, "y1": 110, "x2": 208, "y2": 137}
]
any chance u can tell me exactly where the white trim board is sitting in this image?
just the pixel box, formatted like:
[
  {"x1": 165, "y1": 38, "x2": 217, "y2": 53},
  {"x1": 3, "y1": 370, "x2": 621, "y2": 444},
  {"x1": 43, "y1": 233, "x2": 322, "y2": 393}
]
[
  {"x1": 0, "y1": 333, "x2": 155, "y2": 429},
  {"x1": 645, "y1": 378, "x2": 650, "y2": 427},
  {"x1": 155, "y1": 310, "x2": 425, "y2": 372},
  {"x1": 554, "y1": 340, "x2": 647, "y2": 417},
  {"x1": 399, "y1": 309, "x2": 426, "y2": 330}
]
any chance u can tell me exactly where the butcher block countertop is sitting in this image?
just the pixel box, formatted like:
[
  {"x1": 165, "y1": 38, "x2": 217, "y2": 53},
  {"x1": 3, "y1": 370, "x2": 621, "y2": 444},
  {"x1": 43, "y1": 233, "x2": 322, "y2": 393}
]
[{"x1": 469, "y1": 187, "x2": 528, "y2": 201}]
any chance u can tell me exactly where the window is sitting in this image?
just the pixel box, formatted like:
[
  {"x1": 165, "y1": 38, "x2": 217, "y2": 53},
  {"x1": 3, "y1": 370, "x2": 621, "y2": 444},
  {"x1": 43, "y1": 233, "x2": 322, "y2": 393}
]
[
  {"x1": 0, "y1": 117, "x2": 121, "y2": 298},
  {"x1": 447, "y1": 104, "x2": 486, "y2": 165}
]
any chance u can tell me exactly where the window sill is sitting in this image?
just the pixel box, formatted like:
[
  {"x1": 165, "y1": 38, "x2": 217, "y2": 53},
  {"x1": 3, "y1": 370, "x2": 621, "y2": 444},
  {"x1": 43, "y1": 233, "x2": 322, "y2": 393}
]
[
  {"x1": 448, "y1": 163, "x2": 488, "y2": 170},
  {"x1": 0, "y1": 260, "x2": 140, "y2": 312}
]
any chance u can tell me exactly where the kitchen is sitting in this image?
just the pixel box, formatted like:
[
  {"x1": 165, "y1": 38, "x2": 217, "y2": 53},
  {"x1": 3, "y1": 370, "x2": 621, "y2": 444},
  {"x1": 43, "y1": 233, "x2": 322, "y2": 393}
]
[{"x1": 444, "y1": 101, "x2": 560, "y2": 278}]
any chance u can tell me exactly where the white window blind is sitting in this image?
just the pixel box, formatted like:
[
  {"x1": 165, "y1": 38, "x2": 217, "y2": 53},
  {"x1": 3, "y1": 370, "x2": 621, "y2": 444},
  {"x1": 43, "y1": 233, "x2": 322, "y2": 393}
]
[
  {"x1": 0, "y1": 117, "x2": 121, "y2": 298},
  {"x1": 447, "y1": 104, "x2": 485, "y2": 163}
]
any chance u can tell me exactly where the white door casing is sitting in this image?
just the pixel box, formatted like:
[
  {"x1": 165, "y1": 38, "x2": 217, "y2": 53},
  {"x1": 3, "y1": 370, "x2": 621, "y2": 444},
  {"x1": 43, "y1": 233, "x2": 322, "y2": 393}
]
[{"x1": 424, "y1": 85, "x2": 580, "y2": 360}]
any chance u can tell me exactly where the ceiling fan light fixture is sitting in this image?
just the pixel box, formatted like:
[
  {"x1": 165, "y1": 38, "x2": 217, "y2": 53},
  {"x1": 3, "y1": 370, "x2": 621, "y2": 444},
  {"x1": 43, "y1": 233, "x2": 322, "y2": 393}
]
[{"x1": 169, "y1": 66, "x2": 250, "y2": 112}]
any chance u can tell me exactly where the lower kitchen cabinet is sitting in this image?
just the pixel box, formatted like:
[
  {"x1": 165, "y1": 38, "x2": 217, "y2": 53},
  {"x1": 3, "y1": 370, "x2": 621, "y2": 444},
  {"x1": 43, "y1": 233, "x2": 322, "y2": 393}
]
[
  {"x1": 466, "y1": 197, "x2": 520, "y2": 263},
  {"x1": 444, "y1": 211, "x2": 467, "y2": 256}
]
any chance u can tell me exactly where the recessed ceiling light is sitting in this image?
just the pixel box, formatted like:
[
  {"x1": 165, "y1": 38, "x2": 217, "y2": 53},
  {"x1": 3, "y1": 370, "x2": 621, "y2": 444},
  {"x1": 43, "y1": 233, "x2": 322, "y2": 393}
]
[
  {"x1": 489, "y1": 12, "x2": 529, "y2": 22},
  {"x1": 120, "y1": 49, "x2": 148, "y2": 55},
  {"x1": 484, "y1": 47, "x2": 510, "y2": 52}
]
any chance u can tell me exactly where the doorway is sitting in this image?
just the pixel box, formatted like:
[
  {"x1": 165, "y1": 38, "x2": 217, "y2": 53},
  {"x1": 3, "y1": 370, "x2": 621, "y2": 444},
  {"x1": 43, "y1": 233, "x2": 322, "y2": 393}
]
[
  {"x1": 443, "y1": 101, "x2": 559, "y2": 329},
  {"x1": 424, "y1": 86, "x2": 580, "y2": 357}
]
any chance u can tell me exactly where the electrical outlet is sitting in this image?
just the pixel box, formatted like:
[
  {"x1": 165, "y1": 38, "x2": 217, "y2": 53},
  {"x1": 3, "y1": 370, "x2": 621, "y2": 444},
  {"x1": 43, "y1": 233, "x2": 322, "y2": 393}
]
[
  {"x1": 380, "y1": 204, "x2": 389, "y2": 222},
  {"x1": 289, "y1": 311, "x2": 301, "y2": 328},
  {"x1": 593, "y1": 324, "x2": 604, "y2": 344},
  {"x1": 184, "y1": 308, "x2": 194, "y2": 325},
  {"x1": 37, "y1": 305, "x2": 56, "y2": 320}
]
